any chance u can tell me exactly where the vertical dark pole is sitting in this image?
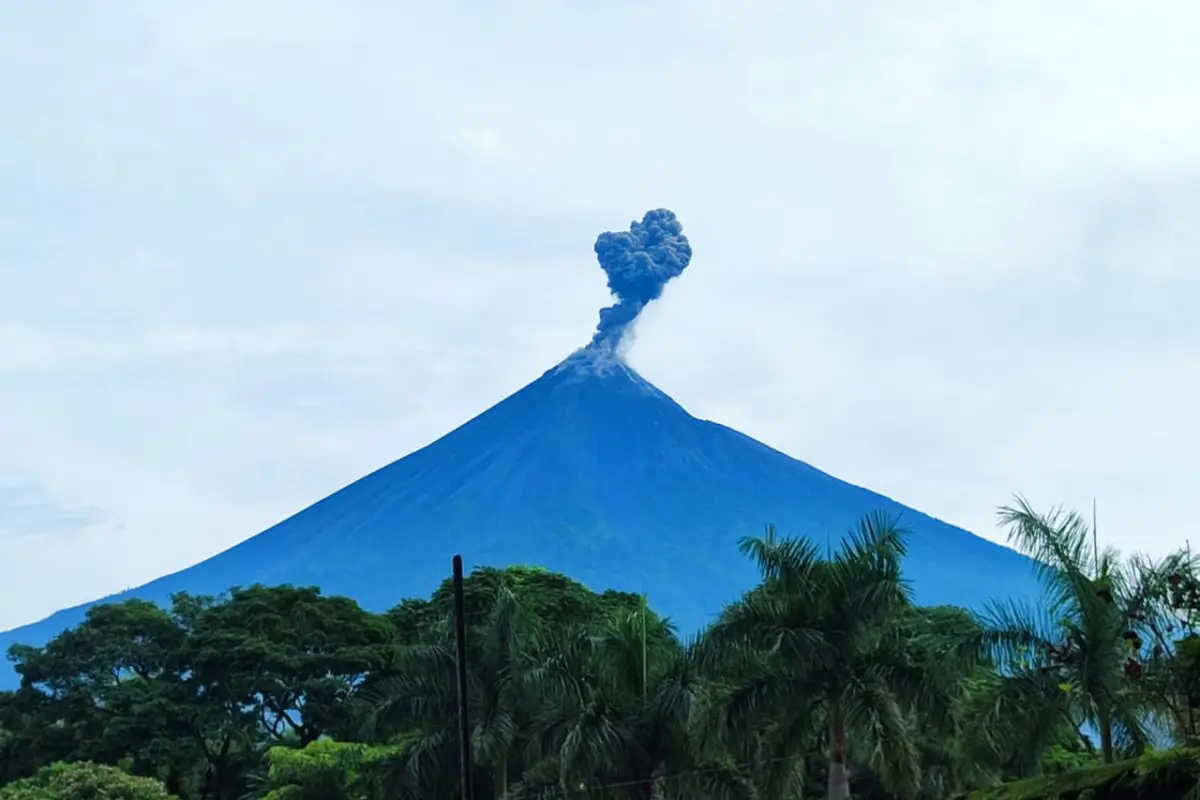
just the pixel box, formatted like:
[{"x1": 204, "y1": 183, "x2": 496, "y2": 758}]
[{"x1": 452, "y1": 554, "x2": 474, "y2": 800}]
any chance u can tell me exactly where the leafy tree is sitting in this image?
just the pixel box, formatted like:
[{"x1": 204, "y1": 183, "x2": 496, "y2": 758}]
[
  {"x1": 0, "y1": 687, "x2": 69, "y2": 784},
  {"x1": 1, "y1": 586, "x2": 392, "y2": 800},
  {"x1": 182, "y1": 585, "x2": 392, "y2": 746},
  {"x1": 5, "y1": 600, "x2": 203, "y2": 795},
  {"x1": 385, "y1": 566, "x2": 645, "y2": 642},
  {"x1": 256, "y1": 740, "x2": 404, "y2": 800}
]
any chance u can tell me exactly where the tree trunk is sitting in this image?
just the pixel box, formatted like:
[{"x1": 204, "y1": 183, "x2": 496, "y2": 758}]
[
  {"x1": 647, "y1": 763, "x2": 667, "y2": 800},
  {"x1": 495, "y1": 760, "x2": 508, "y2": 798},
  {"x1": 1098, "y1": 707, "x2": 1114, "y2": 764},
  {"x1": 827, "y1": 707, "x2": 851, "y2": 800}
]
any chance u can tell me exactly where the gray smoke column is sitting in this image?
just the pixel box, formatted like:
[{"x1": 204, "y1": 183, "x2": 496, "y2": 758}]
[{"x1": 590, "y1": 208, "x2": 692, "y2": 350}]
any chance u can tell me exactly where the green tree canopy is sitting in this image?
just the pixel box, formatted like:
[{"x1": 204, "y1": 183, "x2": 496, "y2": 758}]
[{"x1": 5, "y1": 508, "x2": 1199, "y2": 800}]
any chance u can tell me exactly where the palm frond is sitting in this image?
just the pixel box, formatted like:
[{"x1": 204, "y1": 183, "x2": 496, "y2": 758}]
[
  {"x1": 736, "y1": 525, "x2": 822, "y2": 595},
  {"x1": 977, "y1": 596, "x2": 1058, "y2": 669},
  {"x1": 998, "y1": 496, "x2": 1097, "y2": 613},
  {"x1": 826, "y1": 512, "x2": 911, "y2": 642},
  {"x1": 843, "y1": 673, "x2": 921, "y2": 799}
]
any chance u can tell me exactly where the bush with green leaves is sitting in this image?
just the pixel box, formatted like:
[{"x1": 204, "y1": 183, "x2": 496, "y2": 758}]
[
  {"x1": 260, "y1": 740, "x2": 404, "y2": 800},
  {"x1": 0, "y1": 762, "x2": 178, "y2": 800}
]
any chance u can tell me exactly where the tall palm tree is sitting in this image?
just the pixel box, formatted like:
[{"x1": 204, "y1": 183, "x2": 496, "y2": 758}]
[
  {"x1": 515, "y1": 607, "x2": 752, "y2": 799},
  {"x1": 698, "y1": 511, "x2": 927, "y2": 800},
  {"x1": 884, "y1": 606, "x2": 1001, "y2": 797},
  {"x1": 974, "y1": 496, "x2": 1164, "y2": 765},
  {"x1": 360, "y1": 581, "x2": 534, "y2": 798},
  {"x1": 948, "y1": 659, "x2": 1097, "y2": 780}
]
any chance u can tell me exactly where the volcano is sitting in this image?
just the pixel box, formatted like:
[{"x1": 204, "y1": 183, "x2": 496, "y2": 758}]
[
  {"x1": 0, "y1": 348, "x2": 1038, "y2": 688},
  {"x1": 0, "y1": 210, "x2": 1040, "y2": 689}
]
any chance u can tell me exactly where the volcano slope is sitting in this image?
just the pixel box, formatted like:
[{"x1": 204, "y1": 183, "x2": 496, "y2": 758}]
[{"x1": 0, "y1": 348, "x2": 1039, "y2": 689}]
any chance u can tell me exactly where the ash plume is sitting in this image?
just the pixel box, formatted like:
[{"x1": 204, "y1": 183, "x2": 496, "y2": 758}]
[{"x1": 589, "y1": 209, "x2": 692, "y2": 351}]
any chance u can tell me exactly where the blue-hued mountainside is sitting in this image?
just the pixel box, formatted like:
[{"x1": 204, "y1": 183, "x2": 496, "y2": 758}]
[{"x1": 0, "y1": 344, "x2": 1039, "y2": 689}]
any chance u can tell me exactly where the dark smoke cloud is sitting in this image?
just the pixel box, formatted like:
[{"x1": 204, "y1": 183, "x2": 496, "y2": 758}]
[{"x1": 590, "y1": 209, "x2": 692, "y2": 349}]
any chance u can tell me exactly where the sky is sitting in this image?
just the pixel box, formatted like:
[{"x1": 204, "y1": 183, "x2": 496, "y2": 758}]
[{"x1": 1, "y1": 1, "x2": 1198, "y2": 631}]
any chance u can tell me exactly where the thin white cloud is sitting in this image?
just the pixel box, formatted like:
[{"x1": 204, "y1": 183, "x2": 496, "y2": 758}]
[
  {"x1": 0, "y1": 480, "x2": 109, "y2": 541},
  {"x1": 0, "y1": 0, "x2": 1198, "y2": 629}
]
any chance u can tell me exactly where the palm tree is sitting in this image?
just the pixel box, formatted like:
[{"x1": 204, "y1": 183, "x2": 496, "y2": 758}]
[
  {"x1": 885, "y1": 606, "x2": 1003, "y2": 797},
  {"x1": 360, "y1": 581, "x2": 534, "y2": 798},
  {"x1": 1117, "y1": 550, "x2": 1200, "y2": 746},
  {"x1": 515, "y1": 606, "x2": 752, "y2": 799},
  {"x1": 973, "y1": 496, "x2": 1165, "y2": 765},
  {"x1": 698, "y1": 511, "x2": 928, "y2": 800},
  {"x1": 948, "y1": 659, "x2": 1098, "y2": 781}
]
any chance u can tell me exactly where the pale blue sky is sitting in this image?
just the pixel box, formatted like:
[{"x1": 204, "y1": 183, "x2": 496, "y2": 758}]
[{"x1": 2, "y1": 1, "x2": 1198, "y2": 630}]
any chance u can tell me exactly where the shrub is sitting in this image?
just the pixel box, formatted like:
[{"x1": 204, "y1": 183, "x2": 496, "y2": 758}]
[
  {"x1": 0, "y1": 762, "x2": 177, "y2": 800},
  {"x1": 262, "y1": 739, "x2": 405, "y2": 800}
]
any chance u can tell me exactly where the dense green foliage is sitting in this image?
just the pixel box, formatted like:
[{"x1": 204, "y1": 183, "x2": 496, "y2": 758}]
[
  {"x1": 960, "y1": 747, "x2": 1200, "y2": 800},
  {"x1": 4, "y1": 500, "x2": 1200, "y2": 799},
  {"x1": 0, "y1": 761, "x2": 179, "y2": 799}
]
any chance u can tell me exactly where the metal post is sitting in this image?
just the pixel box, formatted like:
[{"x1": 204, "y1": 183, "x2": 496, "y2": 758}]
[
  {"x1": 452, "y1": 554, "x2": 474, "y2": 800},
  {"x1": 641, "y1": 593, "x2": 648, "y2": 699}
]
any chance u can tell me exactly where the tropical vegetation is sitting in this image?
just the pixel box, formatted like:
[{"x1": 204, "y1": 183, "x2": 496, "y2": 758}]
[{"x1": 3, "y1": 498, "x2": 1200, "y2": 799}]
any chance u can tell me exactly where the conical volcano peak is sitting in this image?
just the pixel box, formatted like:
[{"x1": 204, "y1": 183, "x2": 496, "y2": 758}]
[
  {"x1": 547, "y1": 341, "x2": 674, "y2": 403},
  {"x1": 552, "y1": 338, "x2": 634, "y2": 378},
  {"x1": 590, "y1": 208, "x2": 691, "y2": 350}
]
